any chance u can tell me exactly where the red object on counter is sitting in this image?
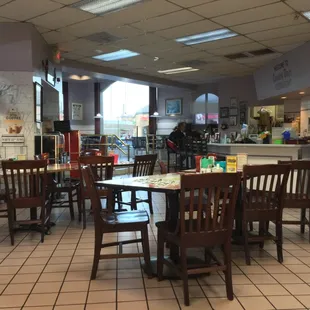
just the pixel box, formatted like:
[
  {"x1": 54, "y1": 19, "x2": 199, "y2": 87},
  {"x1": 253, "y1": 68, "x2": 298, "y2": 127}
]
[{"x1": 195, "y1": 156, "x2": 202, "y2": 173}]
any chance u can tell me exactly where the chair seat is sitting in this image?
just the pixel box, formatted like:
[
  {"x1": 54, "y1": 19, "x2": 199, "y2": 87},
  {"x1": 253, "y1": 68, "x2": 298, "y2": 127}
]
[{"x1": 102, "y1": 210, "x2": 149, "y2": 225}]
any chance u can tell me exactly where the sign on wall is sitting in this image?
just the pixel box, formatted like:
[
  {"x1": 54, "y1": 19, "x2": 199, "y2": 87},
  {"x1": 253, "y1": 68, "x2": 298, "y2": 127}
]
[
  {"x1": 254, "y1": 42, "x2": 310, "y2": 100},
  {"x1": 72, "y1": 102, "x2": 83, "y2": 120}
]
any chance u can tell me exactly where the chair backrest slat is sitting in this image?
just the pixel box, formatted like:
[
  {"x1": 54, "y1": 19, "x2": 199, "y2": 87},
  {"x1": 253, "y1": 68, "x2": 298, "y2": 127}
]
[
  {"x1": 279, "y1": 160, "x2": 310, "y2": 201},
  {"x1": 133, "y1": 154, "x2": 157, "y2": 177},
  {"x1": 2, "y1": 160, "x2": 48, "y2": 207},
  {"x1": 79, "y1": 156, "x2": 114, "y2": 182},
  {"x1": 243, "y1": 164, "x2": 290, "y2": 212},
  {"x1": 179, "y1": 173, "x2": 241, "y2": 239}
]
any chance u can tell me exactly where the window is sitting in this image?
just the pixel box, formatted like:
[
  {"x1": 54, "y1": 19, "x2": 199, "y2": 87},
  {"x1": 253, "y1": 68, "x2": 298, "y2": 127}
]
[{"x1": 102, "y1": 81, "x2": 149, "y2": 138}]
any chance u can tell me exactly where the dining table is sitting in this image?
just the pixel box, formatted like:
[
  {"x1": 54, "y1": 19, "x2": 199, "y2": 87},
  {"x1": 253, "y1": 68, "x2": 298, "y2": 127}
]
[{"x1": 97, "y1": 172, "x2": 244, "y2": 276}]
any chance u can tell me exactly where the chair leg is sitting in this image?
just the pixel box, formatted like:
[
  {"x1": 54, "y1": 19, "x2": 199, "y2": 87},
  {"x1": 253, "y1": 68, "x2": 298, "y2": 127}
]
[
  {"x1": 141, "y1": 226, "x2": 152, "y2": 278},
  {"x1": 131, "y1": 191, "x2": 137, "y2": 211},
  {"x1": 68, "y1": 191, "x2": 74, "y2": 220},
  {"x1": 147, "y1": 192, "x2": 154, "y2": 214},
  {"x1": 223, "y1": 242, "x2": 234, "y2": 300},
  {"x1": 276, "y1": 221, "x2": 283, "y2": 263},
  {"x1": 180, "y1": 247, "x2": 189, "y2": 306},
  {"x1": 41, "y1": 206, "x2": 45, "y2": 243},
  {"x1": 249, "y1": 222, "x2": 254, "y2": 231},
  {"x1": 8, "y1": 208, "x2": 15, "y2": 246},
  {"x1": 82, "y1": 199, "x2": 87, "y2": 230},
  {"x1": 157, "y1": 229, "x2": 165, "y2": 281},
  {"x1": 77, "y1": 188, "x2": 82, "y2": 223},
  {"x1": 301, "y1": 209, "x2": 306, "y2": 234},
  {"x1": 91, "y1": 232, "x2": 102, "y2": 280},
  {"x1": 243, "y1": 220, "x2": 251, "y2": 265},
  {"x1": 259, "y1": 221, "x2": 265, "y2": 249}
]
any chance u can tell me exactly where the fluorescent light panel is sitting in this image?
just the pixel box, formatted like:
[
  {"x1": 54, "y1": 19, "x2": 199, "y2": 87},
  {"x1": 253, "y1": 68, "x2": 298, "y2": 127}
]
[
  {"x1": 158, "y1": 67, "x2": 199, "y2": 75},
  {"x1": 72, "y1": 0, "x2": 145, "y2": 15},
  {"x1": 302, "y1": 11, "x2": 310, "y2": 20},
  {"x1": 176, "y1": 29, "x2": 238, "y2": 46},
  {"x1": 93, "y1": 49, "x2": 140, "y2": 61}
]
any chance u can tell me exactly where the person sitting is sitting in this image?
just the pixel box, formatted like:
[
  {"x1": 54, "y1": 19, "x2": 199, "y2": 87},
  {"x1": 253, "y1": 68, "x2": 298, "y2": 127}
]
[{"x1": 168, "y1": 122, "x2": 186, "y2": 146}]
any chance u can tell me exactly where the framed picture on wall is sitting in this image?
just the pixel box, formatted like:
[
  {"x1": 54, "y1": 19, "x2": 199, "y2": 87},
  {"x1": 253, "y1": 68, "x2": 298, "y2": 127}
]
[
  {"x1": 220, "y1": 107, "x2": 229, "y2": 118},
  {"x1": 34, "y1": 82, "x2": 43, "y2": 123},
  {"x1": 230, "y1": 97, "x2": 238, "y2": 107},
  {"x1": 230, "y1": 116, "x2": 237, "y2": 126},
  {"x1": 229, "y1": 108, "x2": 238, "y2": 116},
  {"x1": 165, "y1": 98, "x2": 182, "y2": 116},
  {"x1": 72, "y1": 102, "x2": 83, "y2": 120}
]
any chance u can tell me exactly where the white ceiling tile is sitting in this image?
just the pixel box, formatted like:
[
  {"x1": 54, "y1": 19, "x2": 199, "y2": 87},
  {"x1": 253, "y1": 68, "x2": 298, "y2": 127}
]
[
  {"x1": 235, "y1": 53, "x2": 282, "y2": 64},
  {"x1": 29, "y1": 7, "x2": 94, "y2": 29},
  {"x1": 210, "y1": 42, "x2": 265, "y2": 55},
  {"x1": 0, "y1": 17, "x2": 16, "y2": 22},
  {"x1": 114, "y1": 34, "x2": 167, "y2": 48},
  {"x1": 131, "y1": 10, "x2": 203, "y2": 32},
  {"x1": 261, "y1": 32, "x2": 310, "y2": 46},
  {"x1": 163, "y1": 51, "x2": 213, "y2": 62},
  {"x1": 35, "y1": 25, "x2": 51, "y2": 33},
  {"x1": 273, "y1": 42, "x2": 305, "y2": 52},
  {"x1": 247, "y1": 23, "x2": 310, "y2": 41},
  {"x1": 62, "y1": 52, "x2": 83, "y2": 60},
  {"x1": 167, "y1": 0, "x2": 214, "y2": 8},
  {"x1": 105, "y1": 26, "x2": 144, "y2": 39},
  {"x1": 155, "y1": 20, "x2": 221, "y2": 39},
  {"x1": 0, "y1": 0, "x2": 63, "y2": 21},
  {"x1": 193, "y1": 35, "x2": 253, "y2": 51},
  {"x1": 52, "y1": 0, "x2": 80, "y2": 3},
  {"x1": 133, "y1": 40, "x2": 184, "y2": 54},
  {"x1": 43, "y1": 30, "x2": 77, "y2": 44},
  {"x1": 231, "y1": 14, "x2": 306, "y2": 34},
  {"x1": 58, "y1": 38, "x2": 102, "y2": 52},
  {"x1": 98, "y1": 0, "x2": 181, "y2": 26},
  {"x1": 0, "y1": 0, "x2": 15, "y2": 5},
  {"x1": 285, "y1": 0, "x2": 310, "y2": 11},
  {"x1": 190, "y1": 0, "x2": 279, "y2": 18},
  {"x1": 212, "y1": 3, "x2": 294, "y2": 27},
  {"x1": 60, "y1": 17, "x2": 114, "y2": 37}
]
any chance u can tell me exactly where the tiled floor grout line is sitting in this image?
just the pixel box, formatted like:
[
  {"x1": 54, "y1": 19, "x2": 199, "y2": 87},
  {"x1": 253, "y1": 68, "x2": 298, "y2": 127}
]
[
  {"x1": 18, "y1": 208, "x2": 72, "y2": 309},
  {"x1": 52, "y1": 223, "x2": 84, "y2": 310}
]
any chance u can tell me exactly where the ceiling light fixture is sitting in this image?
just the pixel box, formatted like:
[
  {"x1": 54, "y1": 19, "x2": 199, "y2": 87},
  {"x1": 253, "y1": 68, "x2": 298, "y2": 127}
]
[
  {"x1": 158, "y1": 67, "x2": 199, "y2": 75},
  {"x1": 302, "y1": 11, "x2": 310, "y2": 20},
  {"x1": 281, "y1": 96, "x2": 287, "y2": 99},
  {"x1": 69, "y1": 75, "x2": 91, "y2": 81},
  {"x1": 154, "y1": 57, "x2": 159, "y2": 61},
  {"x1": 93, "y1": 49, "x2": 140, "y2": 61},
  {"x1": 176, "y1": 29, "x2": 238, "y2": 46},
  {"x1": 299, "y1": 91, "x2": 305, "y2": 95},
  {"x1": 72, "y1": 0, "x2": 147, "y2": 15},
  {"x1": 94, "y1": 113, "x2": 103, "y2": 119}
]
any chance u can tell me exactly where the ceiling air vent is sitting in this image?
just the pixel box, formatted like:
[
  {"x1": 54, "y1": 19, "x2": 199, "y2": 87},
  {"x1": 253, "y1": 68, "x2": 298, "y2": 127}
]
[
  {"x1": 225, "y1": 52, "x2": 249, "y2": 60},
  {"x1": 180, "y1": 60, "x2": 208, "y2": 67},
  {"x1": 84, "y1": 31, "x2": 122, "y2": 44},
  {"x1": 249, "y1": 48, "x2": 275, "y2": 56}
]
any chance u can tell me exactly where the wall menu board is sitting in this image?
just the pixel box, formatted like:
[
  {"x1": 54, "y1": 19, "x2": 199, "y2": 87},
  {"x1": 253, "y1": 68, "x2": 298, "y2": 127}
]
[
  {"x1": 237, "y1": 153, "x2": 248, "y2": 171},
  {"x1": 239, "y1": 101, "x2": 247, "y2": 125}
]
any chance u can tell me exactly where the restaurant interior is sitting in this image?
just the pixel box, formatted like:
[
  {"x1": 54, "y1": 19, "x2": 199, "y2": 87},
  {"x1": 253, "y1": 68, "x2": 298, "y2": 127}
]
[{"x1": 2, "y1": 0, "x2": 310, "y2": 309}]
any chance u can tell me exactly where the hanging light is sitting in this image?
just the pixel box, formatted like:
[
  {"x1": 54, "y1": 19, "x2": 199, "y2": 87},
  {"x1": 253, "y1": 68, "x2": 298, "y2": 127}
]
[{"x1": 94, "y1": 113, "x2": 103, "y2": 119}]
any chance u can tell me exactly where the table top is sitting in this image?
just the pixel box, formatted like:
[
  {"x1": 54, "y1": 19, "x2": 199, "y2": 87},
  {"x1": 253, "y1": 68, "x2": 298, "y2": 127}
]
[
  {"x1": 0, "y1": 161, "x2": 135, "y2": 176},
  {"x1": 97, "y1": 173, "x2": 182, "y2": 192},
  {"x1": 46, "y1": 161, "x2": 134, "y2": 173}
]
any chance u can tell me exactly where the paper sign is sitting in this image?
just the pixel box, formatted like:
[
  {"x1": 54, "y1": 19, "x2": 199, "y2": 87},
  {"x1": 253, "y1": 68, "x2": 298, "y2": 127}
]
[
  {"x1": 237, "y1": 153, "x2": 248, "y2": 171},
  {"x1": 226, "y1": 156, "x2": 237, "y2": 173}
]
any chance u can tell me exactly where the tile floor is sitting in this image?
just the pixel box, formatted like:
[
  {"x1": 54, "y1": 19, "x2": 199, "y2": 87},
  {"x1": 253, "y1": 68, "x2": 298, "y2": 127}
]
[{"x1": 0, "y1": 192, "x2": 310, "y2": 309}]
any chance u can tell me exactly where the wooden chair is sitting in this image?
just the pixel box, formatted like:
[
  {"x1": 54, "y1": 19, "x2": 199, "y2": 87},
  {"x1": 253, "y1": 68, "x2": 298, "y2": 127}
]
[
  {"x1": 242, "y1": 164, "x2": 290, "y2": 265},
  {"x1": 279, "y1": 160, "x2": 310, "y2": 241},
  {"x1": 2, "y1": 160, "x2": 51, "y2": 245},
  {"x1": 156, "y1": 172, "x2": 241, "y2": 306},
  {"x1": 35, "y1": 154, "x2": 81, "y2": 222},
  {"x1": 78, "y1": 156, "x2": 114, "y2": 229},
  {"x1": 116, "y1": 154, "x2": 157, "y2": 214},
  {"x1": 80, "y1": 165, "x2": 152, "y2": 280},
  {"x1": 0, "y1": 190, "x2": 8, "y2": 220}
]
